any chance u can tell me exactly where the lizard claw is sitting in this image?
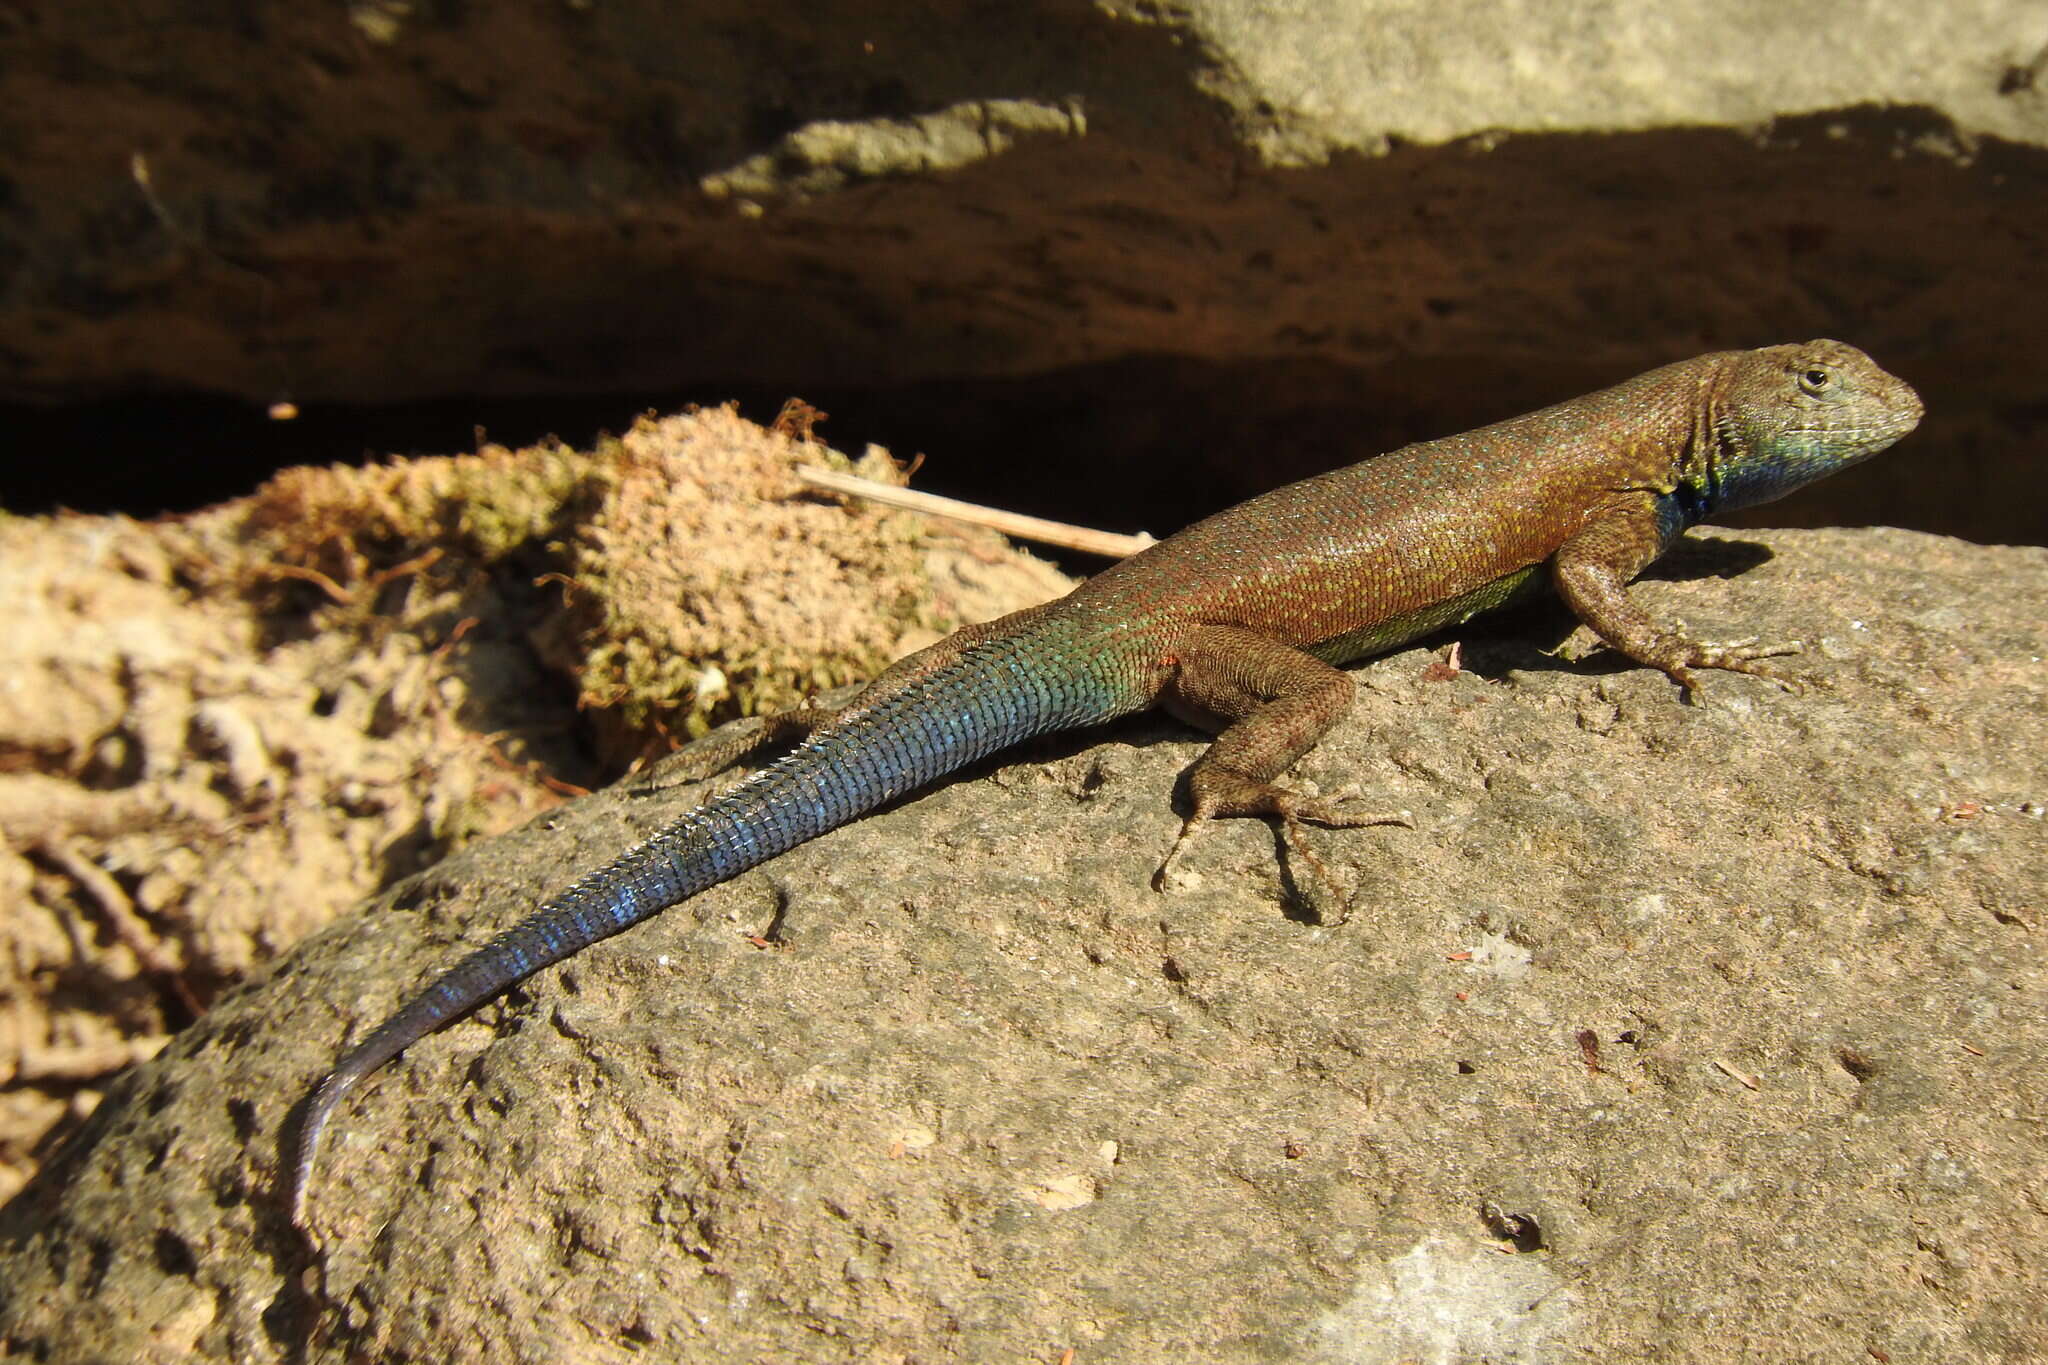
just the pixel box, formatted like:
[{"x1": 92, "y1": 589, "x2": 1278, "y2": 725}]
[
  {"x1": 1153, "y1": 813, "x2": 1209, "y2": 892},
  {"x1": 1288, "y1": 784, "x2": 1414, "y2": 831}
]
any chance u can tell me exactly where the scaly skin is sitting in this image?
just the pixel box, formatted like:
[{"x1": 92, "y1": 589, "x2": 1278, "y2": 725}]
[{"x1": 289, "y1": 340, "x2": 1922, "y2": 1225}]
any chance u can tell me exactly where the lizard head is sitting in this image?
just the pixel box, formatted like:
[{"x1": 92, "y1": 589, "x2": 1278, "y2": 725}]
[{"x1": 1704, "y1": 340, "x2": 1923, "y2": 513}]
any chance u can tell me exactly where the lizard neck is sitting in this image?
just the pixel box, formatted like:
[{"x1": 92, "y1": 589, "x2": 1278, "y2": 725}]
[
  {"x1": 1662, "y1": 353, "x2": 1836, "y2": 526},
  {"x1": 1675, "y1": 341, "x2": 1921, "y2": 517},
  {"x1": 1658, "y1": 359, "x2": 1738, "y2": 537}
]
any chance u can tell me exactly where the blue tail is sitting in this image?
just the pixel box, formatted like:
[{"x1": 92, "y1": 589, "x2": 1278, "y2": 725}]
[{"x1": 290, "y1": 626, "x2": 1113, "y2": 1222}]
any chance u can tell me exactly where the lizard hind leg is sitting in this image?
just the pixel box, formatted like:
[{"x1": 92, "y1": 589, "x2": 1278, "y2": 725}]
[
  {"x1": 635, "y1": 697, "x2": 848, "y2": 792},
  {"x1": 1151, "y1": 625, "x2": 1411, "y2": 903},
  {"x1": 638, "y1": 612, "x2": 1045, "y2": 792}
]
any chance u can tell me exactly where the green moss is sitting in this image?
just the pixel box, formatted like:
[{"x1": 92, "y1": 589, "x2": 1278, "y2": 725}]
[
  {"x1": 576, "y1": 631, "x2": 895, "y2": 742},
  {"x1": 407, "y1": 443, "x2": 601, "y2": 561}
]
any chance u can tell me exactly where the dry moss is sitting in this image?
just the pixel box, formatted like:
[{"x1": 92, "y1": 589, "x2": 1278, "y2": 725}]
[{"x1": 555, "y1": 408, "x2": 953, "y2": 761}]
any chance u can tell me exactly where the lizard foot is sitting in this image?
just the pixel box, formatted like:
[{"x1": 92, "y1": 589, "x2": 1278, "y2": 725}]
[
  {"x1": 1151, "y1": 782, "x2": 1412, "y2": 904},
  {"x1": 1270, "y1": 789, "x2": 1411, "y2": 919},
  {"x1": 1663, "y1": 636, "x2": 1807, "y2": 701}
]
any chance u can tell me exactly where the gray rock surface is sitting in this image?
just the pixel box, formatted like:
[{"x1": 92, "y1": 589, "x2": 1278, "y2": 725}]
[
  {"x1": 2, "y1": 527, "x2": 2042, "y2": 1363},
  {"x1": 4, "y1": 2, "x2": 2045, "y2": 539}
]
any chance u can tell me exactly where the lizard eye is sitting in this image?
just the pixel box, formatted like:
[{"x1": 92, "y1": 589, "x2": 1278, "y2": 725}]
[{"x1": 1798, "y1": 367, "x2": 1832, "y2": 395}]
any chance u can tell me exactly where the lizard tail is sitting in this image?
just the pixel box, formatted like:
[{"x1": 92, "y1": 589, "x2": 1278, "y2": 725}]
[{"x1": 289, "y1": 623, "x2": 1115, "y2": 1225}]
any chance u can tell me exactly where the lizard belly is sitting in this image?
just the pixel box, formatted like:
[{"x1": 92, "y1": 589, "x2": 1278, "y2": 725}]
[{"x1": 1306, "y1": 563, "x2": 1545, "y2": 666}]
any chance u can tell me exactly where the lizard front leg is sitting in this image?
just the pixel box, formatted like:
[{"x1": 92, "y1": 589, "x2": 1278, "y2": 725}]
[
  {"x1": 1153, "y1": 623, "x2": 1410, "y2": 900},
  {"x1": 1552, "y1": 496, "x2": 1802, "y2": 699}
]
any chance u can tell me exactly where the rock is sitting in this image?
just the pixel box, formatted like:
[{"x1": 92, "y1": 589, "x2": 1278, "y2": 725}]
[{"x1": 3, "y1": 528, "x2": 2041, "y2": 1363}]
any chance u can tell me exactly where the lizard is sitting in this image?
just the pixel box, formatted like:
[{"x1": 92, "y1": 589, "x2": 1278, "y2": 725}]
[{"x1": 288, "y1": 339, "x2": 1921, "y2": 1225}]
